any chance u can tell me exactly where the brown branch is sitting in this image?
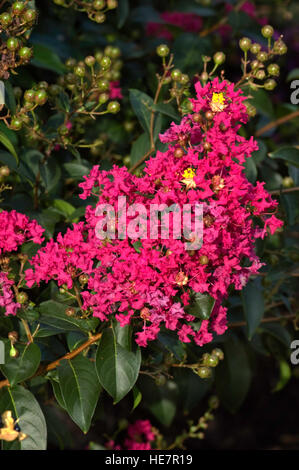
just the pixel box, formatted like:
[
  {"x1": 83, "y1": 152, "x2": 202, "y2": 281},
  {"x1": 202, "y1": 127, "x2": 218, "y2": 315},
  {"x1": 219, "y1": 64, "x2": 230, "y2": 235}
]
[
  {"x1": 255, "y1": 110, "x2": 299, "y2": 137},
  {"x1": 269, "y1": 186, "x2": 299, "y2": 196},
  {"x1": 200, "y1": 0, "x2": 247, "y2": 37},
  {"x1": 229, "y1": 313, "x2": 296, "y2": 329},
  {"x1": 129, "y1": 148, "x2": 155, "y2": 174},
  {"x1": 0, "y1": 332, "x2": 102, "y2": 389}
]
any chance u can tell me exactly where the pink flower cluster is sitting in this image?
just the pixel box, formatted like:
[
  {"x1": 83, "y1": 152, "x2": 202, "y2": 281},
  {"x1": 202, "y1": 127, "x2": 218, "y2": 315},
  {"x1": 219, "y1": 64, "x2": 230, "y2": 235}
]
[
  {"x1": 106, "y1": 420, "x2": 156, "y2": 450},
  {"x1": 0, "y1": 210, "x2": 44, "y2": 316},
  {"x1": 0, "y1": 209, "x2": 44, "y2": 255},
  {"x1": 0, "y1": 271, "x2": 20, "y2": 316},
  {"x1": 24, "y1": 78, "x2": 282, "y2": 347},
  {"x1": 146, "y1": 11, "x2": 203, "y2": 40},
  {"x1": 109, "y1": 81, "x2": 123, "y2": 100}
]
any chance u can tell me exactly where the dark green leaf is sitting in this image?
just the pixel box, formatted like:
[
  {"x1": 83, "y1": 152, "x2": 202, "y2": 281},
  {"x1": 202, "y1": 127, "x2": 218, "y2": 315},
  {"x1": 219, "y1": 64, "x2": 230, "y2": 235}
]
[
  {"x1": 117, "y1": 0, "x2": 129, "y2": 28},
  {"x1": 31, "y1": 44, "x2": 67, "y2": 74},
  {"x1": 187, "y1": 292, "x2": 216, "y2": 320},
  {"x1": 0, "y1": 340, "x2": 41, "y2": 387},
  {"x1": 0, "y1": 385, "x2": 47, "y2": 450},
  {"x1": 96, "y1": 325, "x2": 141, "y2": 403},
  {"x1": 129, "y1": 89, "x2": 153, "y2": 134},
  {"x1": 215, "y1": 335, "x2": 252, "y2": 412},
  {"x1": 242, "y1": 277, "x2": 264, "y2": 339},
  {"x1": 269, "y1": 147, "x2": 299, "y2": 168},
  {"x1": 58, "y1": 355, "x2": 101, "y2": 433},
  {"x1": 130, "y1": 132, "x2": 151, "y2": 165},
  {"x1": 0, "y1": 131, "x2": 18, "y2": 163}
]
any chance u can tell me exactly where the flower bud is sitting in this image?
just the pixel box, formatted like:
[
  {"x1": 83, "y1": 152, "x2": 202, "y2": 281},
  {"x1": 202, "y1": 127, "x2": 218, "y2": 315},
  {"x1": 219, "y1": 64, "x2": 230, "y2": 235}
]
[
  {"x1": 239, "y1": 37, "x2": 252, "y2": 52},
  {"x1": 156, "y1": 44, "x2": 170, "y2": 57},
  {"x1": 261, "y1": 25, "x2": 274, "y2": 38}
]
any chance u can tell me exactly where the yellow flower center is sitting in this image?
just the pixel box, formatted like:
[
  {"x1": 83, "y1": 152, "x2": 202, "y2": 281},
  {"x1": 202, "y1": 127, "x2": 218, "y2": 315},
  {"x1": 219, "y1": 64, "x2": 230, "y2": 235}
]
[
  {"x1": 182, "y1": 168, "x2": 196, "y2": 180},
  {"x1": 211, "y1": 92, "x2": 226, "y2": 112},
  {"x1": 212, "y1": 92, "x2": 225, "y2": 105}
]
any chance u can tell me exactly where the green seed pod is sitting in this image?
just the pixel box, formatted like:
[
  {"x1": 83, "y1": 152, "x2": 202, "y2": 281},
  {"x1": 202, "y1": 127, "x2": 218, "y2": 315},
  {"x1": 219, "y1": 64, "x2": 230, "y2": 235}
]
[
  {"x1": 6, "y1": 37, "x2": 19, "y2": 51},
  {"x1": 100, "y1": 56, "x2": 112, "y2": 70},
  {"x1": 250, "y1": 43, "x2": 261, "y2": 55},
  {"x1": 19, "y1": 47, "x2": 33, "y2": 60},
  {"x1": 156, "y1": 44, "x2": 170, "y2": 57},
  {"x1": 12, "y1": 2, "x2": 26, "y2": 15},
  {"x1": 264, "y1": 79, "x2": 277, "y2": 91},
  {"x1": 239, "y1": 37, "x2": 252, "y2": 52},
  {"x1": 10, "y1": 345, "x2": 19, "y2": 358},
  {"x1": 97, "y1": 78, "x2": 109, "y2": 92},
  {"x1": 212, "y1": 348, "x2": 224, "y2": 360},
  {"x1": 107, "y1": 101, "x2": 120, "y2": 114},
  {"x1": 35, "y1": 89, "x2": 48, "y2": 105},
  {"x1": 94, "y1": 12, "x2": 106, "y2": 23},
  {"x1": 0, "y1": 12, "x2": 13, "y2": 26},
  {"x1": 98, "y1": 92, "x2": 109, "y2": 104},
  {"x1": 255, "y1": 69, "x2": 266, "y2": 80},
  {"x1": 257, "y1": 51, "x2": 268, "y2": 62},
  {"x1": 171, "y1": 68, "x2": 182, "y2": 81},
  {"x1": 93, "y1": 0, "x2": 106, "y2": 9},
  {"x1": 213, "y1": 51, "x2": 226, "y2": 65},
  {"x1": 85, "y1": 55, "x2": 96, "y2": 67},
  {"x1": 10, "y1": 117, "x2": 23, "y2": 131},
  {"x1": 267, "y1": 63, "x2": 280, "y2": 77},
  {"x1": 23, "y1": 8, "x2": 37, "y2": 22},
  {"x1": 74, "y1": 65, "x2": 85, "y2": 77},
  {"x1": 261, "y1": 25, "x2": 274, "y2": 38},
  {"x1": 195, "y1": 366, "x2": 212, "y2": 379}
]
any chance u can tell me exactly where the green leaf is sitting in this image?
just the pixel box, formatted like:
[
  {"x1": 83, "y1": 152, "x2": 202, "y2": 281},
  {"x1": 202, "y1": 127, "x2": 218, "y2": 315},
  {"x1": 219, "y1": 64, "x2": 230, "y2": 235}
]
[
  {"x1": 215, "y1": 335, "x2": 252, "y2": 412},
  {"x1": 53, "y1": 199, "x2": 75, "y2": 218},
  {"x1": 0, "y1": 385, "x2": 47, "y2": 450},
  {"x1": 272, "y1": 359, "x2": 291, "y2": 392},
  {"x1": 0, "y1": 340, "x2": 41, "y2": 387},
  {"x1": 129, "y1": 89, "x2": 153, "y2": 135},
  {"x1": 241, "y1": 277, "x2": 264, "y2": 339},
  {"x1": 244, "y1": 157, "x2": 257, "y2": 184},
  {"x1": 130, "y1": 132, "x2": 151, "y2": 165},
  {"x1": 250, "y1": 89, "x2": 274, "y2": 117},
  {"x1": 40, "y1": 159, "x2": 62, "y2": 193},
  {"x1": 269, "y1": 146, "x2": 299, "y2": 168},
  {"x1": 64, "y1": 162, "x2": 90, "y2": 179},
  {"x1": 187, "y1": 292, "x2": 216, "y2": 320},
  {"x1": 139, "y1": 376, "x2": 178, "y2": 427},
  {"x1": 50, "y1": 379, "x2": 66, "y2": 410},
  {"x1": 58, "y1": 355, "x2": 101, "y2": 433},
  {"x1": 174, "y1": 368, "x2": 211, "y2": 412},
  {"x1": 0, "y1": 131, "x2": 18, "y2": 163},
  {"x1": 31, "y1": 44, "x2": 67, "y2": 74},
  {"x1": 287, "y1": 68, "x2": 299, "y2": 81},
  {"x1": 281, "y1": 193, "x2": 299, "y2": 225},
  {"x1": 96, "y1": 325, "x2": 141, "y2": 403},
  {"x1": 153, "y1": 103, "x2": 180, "y2": 121},
  {"x1": 38, "y1": 300, "x2": 98, "y2": 334},
  {"x1": 132, "y1": 386, "x2": 142, "y2": 411},
  {"x1": 117, "y1": 0, "x2": 129, "y2": 28}
]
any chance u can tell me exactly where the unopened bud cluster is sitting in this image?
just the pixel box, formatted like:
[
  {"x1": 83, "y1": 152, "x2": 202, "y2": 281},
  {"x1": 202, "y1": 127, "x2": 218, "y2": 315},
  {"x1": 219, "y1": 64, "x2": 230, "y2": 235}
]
[
  {"x1": 52, "y1": 0, "x2": 117, "y2": 23},
  {"x1": 0, "y1": 2, "x2": 37, "y2": 79}
]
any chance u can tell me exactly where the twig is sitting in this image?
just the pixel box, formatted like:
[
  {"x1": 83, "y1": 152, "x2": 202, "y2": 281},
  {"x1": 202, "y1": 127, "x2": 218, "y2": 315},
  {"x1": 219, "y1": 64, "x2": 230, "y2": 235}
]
[
  {"x1": 0, "y1": 332, "x2": 102, "y2": 389},
  {"x1": 255, "y1": 110, "x2": 299, "y2": 137},
  {"x1": 229, "y1": 313, "x2": 296, "y2": 328},
  {"x1": 129, "y1": 55, "x2": 174, "y2": 174},
  {"x1": 200, "y1": 0, "x2": 247, "y2": 37},
  {"x1": 269, "y1": 186, "x2": 299, "y2": 196}
]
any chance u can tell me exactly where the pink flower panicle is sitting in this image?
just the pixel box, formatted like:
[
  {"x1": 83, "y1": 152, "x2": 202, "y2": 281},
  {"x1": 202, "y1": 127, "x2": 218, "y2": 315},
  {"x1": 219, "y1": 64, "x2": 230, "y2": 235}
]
[
  {"x1": 106, "y1": 420, "x2": 156, "y2": 450},
  {"x1": 0, "y1": 210, "x2": 44, "y2": 255},
  {"x1": 146, "y1": 11, "x2": 202, "y2": 40},
  {"x1": 24, "y1": 78, "x2": 283, "y2": 347}
]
